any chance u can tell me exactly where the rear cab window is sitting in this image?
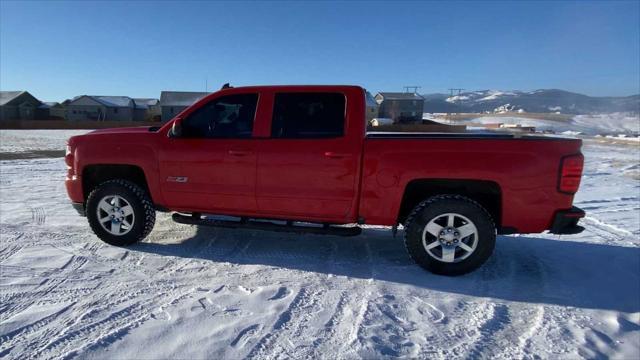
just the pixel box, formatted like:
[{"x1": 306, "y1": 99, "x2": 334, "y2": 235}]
[{"x1": 271, "y1": 92, "x2": 345, "y2": 138}]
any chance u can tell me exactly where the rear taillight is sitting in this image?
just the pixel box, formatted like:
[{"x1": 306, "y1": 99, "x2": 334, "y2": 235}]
[{"x1": 558, "y1": 154, "x2": 584, "y2": 194}]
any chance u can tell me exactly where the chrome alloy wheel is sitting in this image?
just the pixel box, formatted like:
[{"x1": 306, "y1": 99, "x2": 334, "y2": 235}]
[
  {"x1": 96, "y1": 195, "x2": 135, "y2": 236},
  {"x1": 421, "y1": 213, "x2": 478, "y2": 263}
]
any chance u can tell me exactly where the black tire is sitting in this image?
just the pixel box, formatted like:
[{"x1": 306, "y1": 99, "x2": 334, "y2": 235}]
[
  {"x1": 86, "y1": 179, "x2": 156, "y2": 246},
  {"x1": 404, "y1": 194, "x2": 496, "y2": 276}
]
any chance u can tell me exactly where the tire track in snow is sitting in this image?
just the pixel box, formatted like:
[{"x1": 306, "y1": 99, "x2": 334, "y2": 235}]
[
  {"x1": 246, "y1": 287, "x2": 325, "y2": 359},
  {"x1": 0, "y1": 228, "x2": 24, "y2": 245},
  {"x1": 1, "y1": 256, "x2": 88, "y2": 323},
  {"x1": 0, "y1": 303, "x2": 75, "y2": 357},
  {"x1": 304, "y1": 287, "x2": 372, "y2": 358},
  {"x1": 458, "y1": 243, "x2": 548, "y2": 359},
  {"x1": 57, "y1": 290, "x2": 196, "y2": 360},
  {"x1": 0, "y1": 244, "x2": 22, "y2": 263},
  {"x1": 582, "y1": 216, "x2": 636, "y2": 245},
  {"x1": 465, "y1": 303, "x2": 512, "y2": 358},
  {"x1": 28, "y1": 285, "x2": 195, "y2": 360},
  {"x1": 0, "y1": 256, "x2": 93, "y2": 357},
  {"x1": 0, "y1": 228, "x2": 193, "y2": 360},
  {"x1": 424, "y1": 300, "x2": 494, "y2": 358}
]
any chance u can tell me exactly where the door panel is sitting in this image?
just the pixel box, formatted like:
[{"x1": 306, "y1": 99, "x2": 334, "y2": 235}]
[
  {"x1": 158, "y1": 92, "x2": 260, "y2": 214},
  {"x1": 159, "y1": 139, "x2": 257, "y2": 212},
  {"x1": 255, "y1": 92, "x2": 359, "y2": 222},
  {"x1": 256, "y1": 139, "x2": 357, "y2": 220}
]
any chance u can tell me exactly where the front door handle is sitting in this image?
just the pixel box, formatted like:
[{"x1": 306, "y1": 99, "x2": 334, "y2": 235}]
[
  {"x1": 324, "y1": 152, "x2": 350, "y2": 159},
  {"x1": 228, "y1": 150, "x2": 253, "y2": 156}
]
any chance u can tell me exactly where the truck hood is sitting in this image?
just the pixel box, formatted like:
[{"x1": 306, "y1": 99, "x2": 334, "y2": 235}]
[
  {"x1": 88, "y1": 126, "x2": 154, "y2": 135},
  {"x1": 67, "y1": 126, "x2": 159, "y2": 148}
]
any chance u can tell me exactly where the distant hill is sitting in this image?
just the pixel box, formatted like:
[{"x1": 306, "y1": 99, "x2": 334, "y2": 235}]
[{"x1": 422, "y1": 89, "x2": 640, "y2": 114}]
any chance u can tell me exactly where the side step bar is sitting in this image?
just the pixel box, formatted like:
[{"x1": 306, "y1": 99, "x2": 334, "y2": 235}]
[{"x1": 172, "y1": 213, "x2": 362, "y2": 237}]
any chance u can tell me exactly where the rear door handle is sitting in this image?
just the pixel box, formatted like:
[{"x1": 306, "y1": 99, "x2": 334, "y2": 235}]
[
  {"x1": 228, "y1": 150, "x2": 253, "y2": 156},
  {"x1": 324, "y1": 152, "x2": 350, "y2": 159}
]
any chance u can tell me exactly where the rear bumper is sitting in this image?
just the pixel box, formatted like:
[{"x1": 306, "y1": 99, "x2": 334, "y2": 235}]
[{"x1": 550, "y1": 206, "x2": 585, "y2": 234}]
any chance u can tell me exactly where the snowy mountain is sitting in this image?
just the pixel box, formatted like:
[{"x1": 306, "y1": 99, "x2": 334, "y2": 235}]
[{"x1": 422, "y1": 89, "x2": 639, "y2": 114}]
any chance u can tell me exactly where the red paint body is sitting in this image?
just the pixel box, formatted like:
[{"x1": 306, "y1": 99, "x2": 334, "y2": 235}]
[{"x1": 65, "y1": 85, "x2": 583, "y2": 233}]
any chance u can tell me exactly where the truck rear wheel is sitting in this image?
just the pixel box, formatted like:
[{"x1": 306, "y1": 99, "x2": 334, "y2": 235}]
[
  {"x1": 404, "y1": 195, "x2": 496, "y2": 276},
  {"x1": 86, "y1": 179, "x2": 156, "y2": 246}
]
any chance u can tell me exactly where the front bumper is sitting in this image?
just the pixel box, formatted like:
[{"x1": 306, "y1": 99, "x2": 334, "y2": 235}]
[
  {"x1": 550, "y1": 206, "x2": 585, "y2": 234},
  {"x1": 71, "y1": 202, "x2": 85, "y2": 217}
]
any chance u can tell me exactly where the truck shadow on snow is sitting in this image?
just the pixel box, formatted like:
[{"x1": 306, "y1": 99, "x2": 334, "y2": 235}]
[{"x1": 133, "y1": 226, "x2": 639, "y2": 313}]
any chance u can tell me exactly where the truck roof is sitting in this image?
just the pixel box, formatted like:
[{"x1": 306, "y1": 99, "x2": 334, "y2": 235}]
[{"x1": 216, "y1": 85, "x2": 364, "y2": 92}]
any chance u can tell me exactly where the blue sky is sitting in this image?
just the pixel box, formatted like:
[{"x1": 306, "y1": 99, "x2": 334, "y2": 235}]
[{"x1": 1, "y1": 1, "x2": 638, "y2": 101}]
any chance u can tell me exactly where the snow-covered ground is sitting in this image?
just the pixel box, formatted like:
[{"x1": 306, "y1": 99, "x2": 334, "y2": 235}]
[
  {"x1": 0, "y1": 130, "x2": 89, "y2": 153},
  {"x1": 426, "y1": 113, "x2": 640, "y2": 137},
  {"x1": 572, "y1": 114, "x2": 640, "y2": 135},
  {"x1": 1, "y1": 131, "x2": 639, "y2": 359}
]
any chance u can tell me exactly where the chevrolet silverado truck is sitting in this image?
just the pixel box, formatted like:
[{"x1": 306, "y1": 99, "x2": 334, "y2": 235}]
[{"x1": 65, "y1": 85, "x2": 585, "y2": 275}]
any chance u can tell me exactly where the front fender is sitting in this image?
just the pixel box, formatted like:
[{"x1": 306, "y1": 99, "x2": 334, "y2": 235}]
[{"x1": 75, "y1": 141, "x2": 165, "y2": 206}]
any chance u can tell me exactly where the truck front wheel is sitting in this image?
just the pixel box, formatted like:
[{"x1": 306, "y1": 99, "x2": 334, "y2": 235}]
[
  {"x1": 86, "y1": 179, "x2": 156, "y2": 246},
  {"x1": 404, "y1": 195, "x2": 496, "y2": 276}
]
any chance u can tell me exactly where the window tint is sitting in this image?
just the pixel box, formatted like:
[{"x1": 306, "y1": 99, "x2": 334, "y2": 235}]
[
  {"x1": 181, "y1": 94, "x2": 258, "y2": 139},
  {"x1": 271, "y1": 93, "x2": 345, "y2": 138}
]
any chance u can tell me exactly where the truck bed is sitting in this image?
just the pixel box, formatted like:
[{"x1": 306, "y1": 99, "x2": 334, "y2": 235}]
[{"x1": 359, "y1": 133, "x2": 582, "y2": 233}]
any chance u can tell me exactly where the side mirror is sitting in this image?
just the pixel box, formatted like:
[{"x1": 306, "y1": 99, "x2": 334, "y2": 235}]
[{"x1": 169, "y1": 117, "x2": 183, "y2": 138}]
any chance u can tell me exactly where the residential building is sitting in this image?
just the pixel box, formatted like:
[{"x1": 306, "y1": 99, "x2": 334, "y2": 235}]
[
  {"x1": 133, "y1": 98, "x2": 161, "y2": 121},
  {"x1": 160, "y1": 91, "x2": 209, "y2": 122},
  {"x1": 39, "y1": 102, "x2": 66, "y2": 119},
  {"x1": 66, "y1": 95, "x2": 132, "y2": 121},
  {"x1": 66, "y1": 95, "x2": 135, "y2": 121},
  {"x1": 374, "y1": 92, "x2": 425, "y2": 123},
  {"x1": 0, "y1": 91, "x2": 43, "y2": 121}
]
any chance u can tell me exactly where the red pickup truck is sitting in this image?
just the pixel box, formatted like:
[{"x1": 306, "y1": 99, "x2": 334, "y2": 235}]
[{"x1": 65, "y1": 85, "x2": 585, "y2": 275}]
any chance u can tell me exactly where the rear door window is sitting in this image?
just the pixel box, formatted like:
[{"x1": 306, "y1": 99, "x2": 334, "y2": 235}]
[{"x1": 271, "y1": 92, "x2": 345, "y2": 138}]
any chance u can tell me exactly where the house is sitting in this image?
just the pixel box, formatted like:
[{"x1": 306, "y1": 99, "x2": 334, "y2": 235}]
[
  {"x1": 133, "y1": 98, "x2": 161, "y2": 121},
  {"x1": 374, "y1": 92, "x2": 425, "y2": 123},
  {"x1": 39, "y1": 102, "x2": 66, "y2": 119},
  {"x1": 0, "y1": 91, "x2": 43, "y2": 121},
  {"x1": 66, "y1": 95, "x2": 135, "y2": 121},
  {"x1": 365, "y1": 91, "x2": 379, "y2": 122},
  {"x1": 160, "y1": 91, "x2": 209, "y2": 122},
  {"x1": 54, "y1": 95, "x2": 159, "y2": 121}
]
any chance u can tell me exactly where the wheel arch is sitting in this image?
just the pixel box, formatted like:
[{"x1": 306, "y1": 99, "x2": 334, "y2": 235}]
[
  {"x1": 82, "y1": 164, "x2": 152, "y2": 203},
  {"x1": 397, "y1": 178, "x2": 502, "y2": 230}
]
